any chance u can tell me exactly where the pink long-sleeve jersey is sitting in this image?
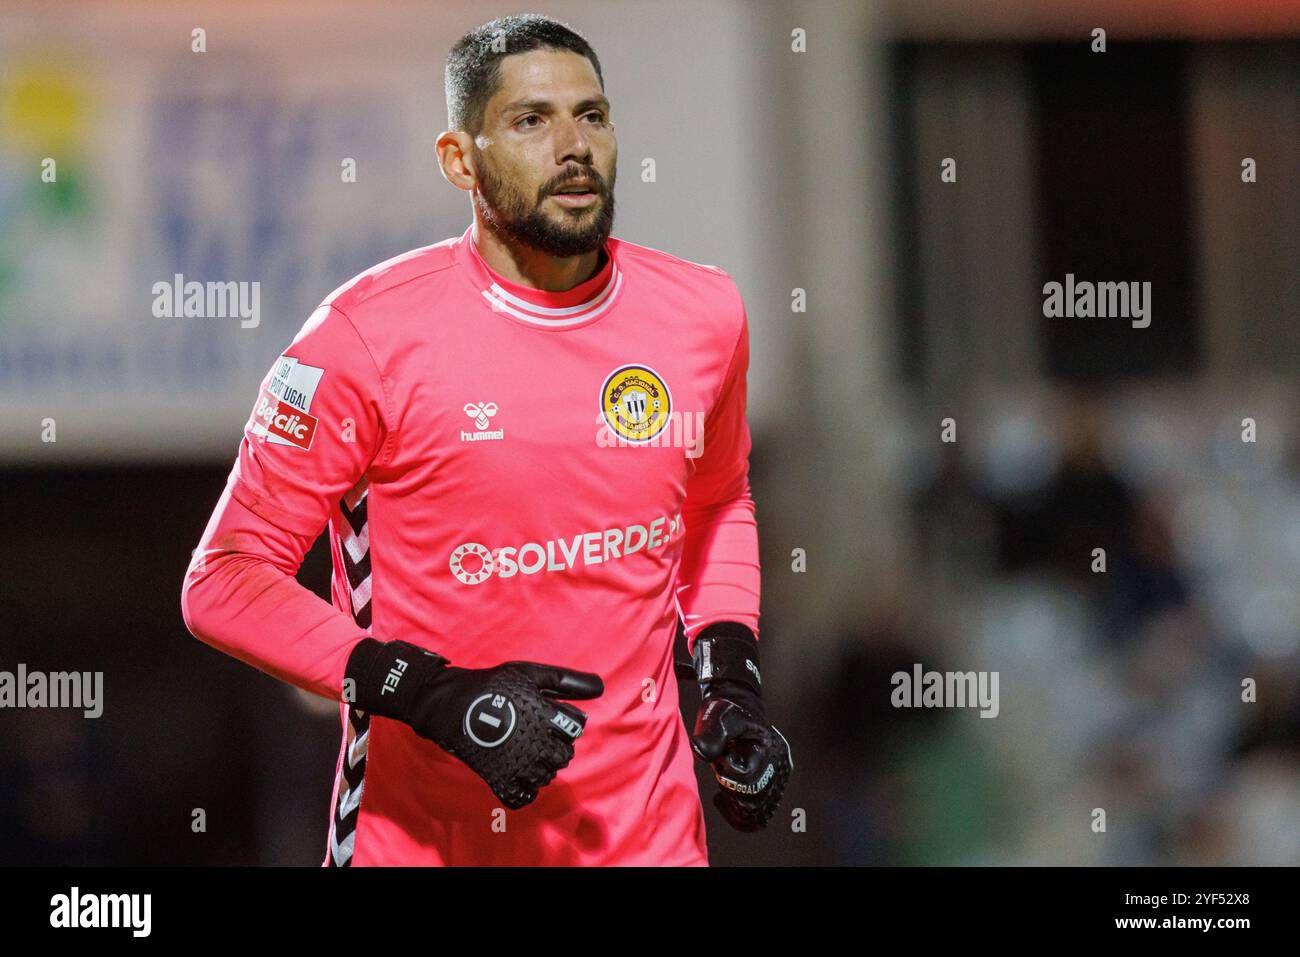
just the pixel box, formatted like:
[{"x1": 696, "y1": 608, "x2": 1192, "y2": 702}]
[{"x1": 181, "y1": 223, "x2": 761, "y2": 866}]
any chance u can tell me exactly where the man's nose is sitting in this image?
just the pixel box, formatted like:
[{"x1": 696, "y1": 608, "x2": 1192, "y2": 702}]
[{"x1": 554, "y1": 115, "x2": 594, "y2": 164}]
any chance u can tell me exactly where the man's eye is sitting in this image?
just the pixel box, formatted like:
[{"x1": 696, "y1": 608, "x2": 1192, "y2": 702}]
[
  {"x1": 584, "y1": 111, "x2": 606, "y2": 124},
  {"x1": 516, "y1": 115, "x2": 540, "y2": 128}
]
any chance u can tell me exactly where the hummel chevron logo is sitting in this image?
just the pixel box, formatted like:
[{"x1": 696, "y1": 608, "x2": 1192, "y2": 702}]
[{"x1": 461, "y1": 402, "x2": 504, "y2": 442}]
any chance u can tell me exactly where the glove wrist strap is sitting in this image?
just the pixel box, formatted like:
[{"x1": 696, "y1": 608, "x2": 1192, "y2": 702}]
[
  {"x1": 344, "y1": 637, "x2": 449, "y2": 718},
  {"x1": 691, "y1": 622, "x2": 762, "y2": 698}
]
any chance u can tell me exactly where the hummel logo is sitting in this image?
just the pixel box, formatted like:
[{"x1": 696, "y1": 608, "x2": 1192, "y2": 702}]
[
  {"x1": 464, "y1": 402, "x2": 498, "y2": 430},
  {"x1": 461, "y1": 402, "x2": 504, "y2": 443}
]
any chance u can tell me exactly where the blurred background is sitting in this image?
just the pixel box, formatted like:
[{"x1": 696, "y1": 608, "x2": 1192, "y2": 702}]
[{"x1": 2, "y1": 0, "x2": 1298, "y2": 865}]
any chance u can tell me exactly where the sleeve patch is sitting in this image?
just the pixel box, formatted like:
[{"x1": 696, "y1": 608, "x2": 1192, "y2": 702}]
[{"x1": 249, "y1": 355, "x2": 325, "y2": 451}]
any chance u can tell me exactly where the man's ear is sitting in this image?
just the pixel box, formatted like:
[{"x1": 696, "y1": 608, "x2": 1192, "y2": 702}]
[{"x1": 436, "y1": 130, "x2": 477, "y2": 192}]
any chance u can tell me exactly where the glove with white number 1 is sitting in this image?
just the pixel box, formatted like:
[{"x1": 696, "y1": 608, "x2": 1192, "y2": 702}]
[
  {"x1": 675, "y1": 622, "x2": 793, "y2": 831},
  {"x1": 346, "y1": 637, "x2": 604, "y2": 810}
]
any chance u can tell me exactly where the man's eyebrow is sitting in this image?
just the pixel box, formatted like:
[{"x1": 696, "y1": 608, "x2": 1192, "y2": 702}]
[{"x1": 499, "y1": 95, "x2": 610, "y2": 116}]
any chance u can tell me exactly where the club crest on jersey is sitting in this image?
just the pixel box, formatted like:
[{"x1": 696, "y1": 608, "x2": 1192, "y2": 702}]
[
  {"x1": 600, "y1": 364, "x2": 672, "y2": 444},
  {"x1": 249, "y1": 355, "x2": 323, "y2": 451}
]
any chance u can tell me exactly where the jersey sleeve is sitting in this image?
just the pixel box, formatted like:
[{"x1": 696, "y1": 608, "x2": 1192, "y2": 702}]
[
  {"x1": 227, "y1": 304, "x2": 393, "y2": 535},
  {"x1": 674, "y1": 284, "x2": 761, "y2": 653},
  {"x1": 181, "y1": 303, "x2": 394, "y2": 700}
]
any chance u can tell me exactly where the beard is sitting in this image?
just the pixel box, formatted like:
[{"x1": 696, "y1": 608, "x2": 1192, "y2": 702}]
[{"x1": 475, "y1": 158, "x2": 616, "y2": 258}]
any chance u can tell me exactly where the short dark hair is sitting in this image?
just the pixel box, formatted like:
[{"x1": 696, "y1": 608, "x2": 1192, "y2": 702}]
[{"x1": 445, "y1": 14, "x2": 604, "y2": 138}]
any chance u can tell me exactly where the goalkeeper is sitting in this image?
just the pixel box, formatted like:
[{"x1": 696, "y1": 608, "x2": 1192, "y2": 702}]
[{"x1": 182, "y1": 14, "x2": 790, "y2": 866}]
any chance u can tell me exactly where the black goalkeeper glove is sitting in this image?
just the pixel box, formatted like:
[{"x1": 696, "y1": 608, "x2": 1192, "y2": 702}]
[
  {"x1": 675, "y1": 623, "x2": 793, "y2": 832},
  {"x1": 345, "y1": 637, "x2": 604, "y2": 810}
]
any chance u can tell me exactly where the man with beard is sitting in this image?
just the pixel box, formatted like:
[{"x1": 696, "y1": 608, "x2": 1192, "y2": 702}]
[{"x1": 182, "y1": 14, "x2": 790, "y2": 866}]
